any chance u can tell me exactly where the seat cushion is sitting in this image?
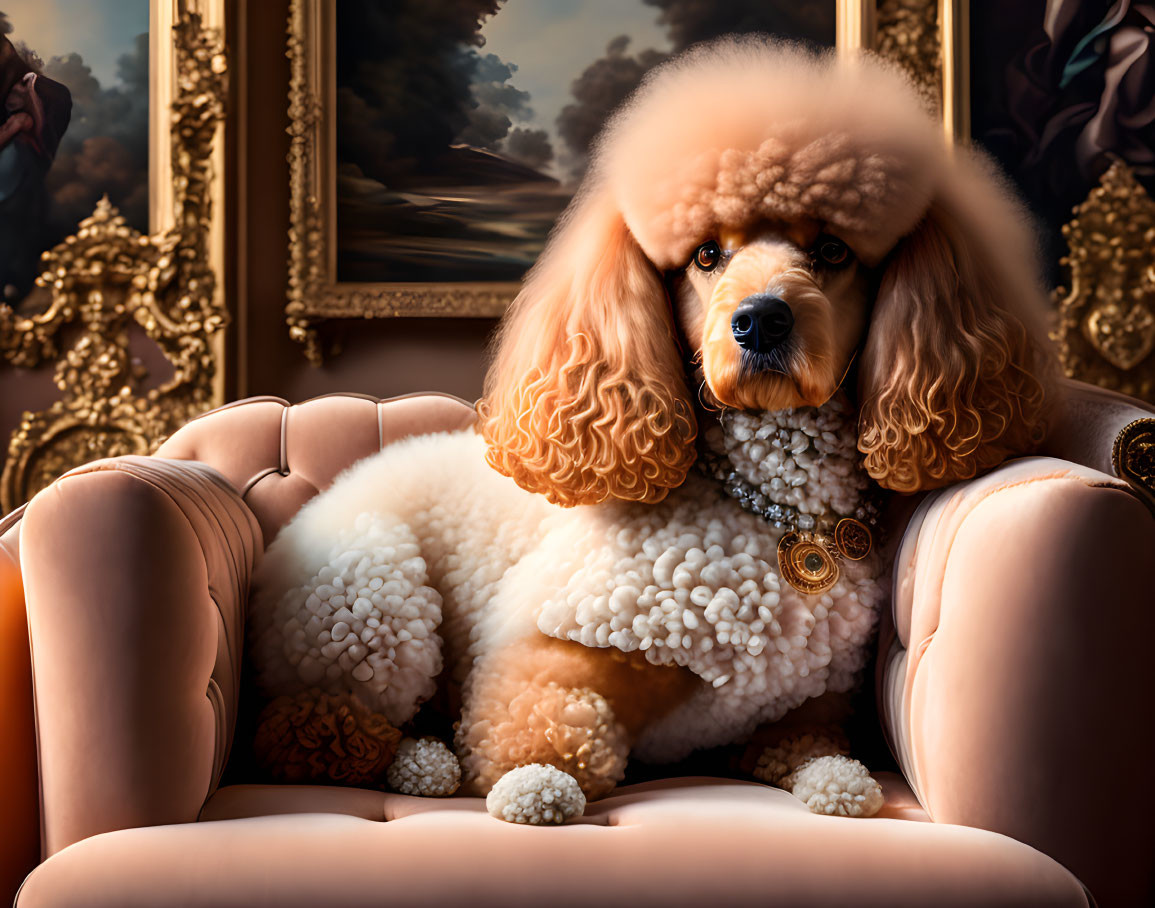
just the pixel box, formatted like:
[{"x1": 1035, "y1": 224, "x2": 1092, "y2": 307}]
[
  {"x1": 195, "y1": 772, "x2": 932, "y2": 825},
  {"x1": 18, "y1": 779, "x2": 1087, "y2": 908}
]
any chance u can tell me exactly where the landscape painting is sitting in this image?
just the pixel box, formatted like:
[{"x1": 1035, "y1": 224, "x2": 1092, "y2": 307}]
[
  {"x1": 334, "y1": 0, "x2": 834, "y2": 285},
  {"x1": 0, "y1": 1, "x2": 148, "y2": 312}
]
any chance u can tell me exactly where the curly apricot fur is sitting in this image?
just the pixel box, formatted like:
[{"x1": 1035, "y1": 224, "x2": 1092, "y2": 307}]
[
  {"x1": 858, "y1": 195, "x2": 1050, "y2": 492},
  {"x1": 478, "y1": 188, "x2": 697, "y2": 507}
]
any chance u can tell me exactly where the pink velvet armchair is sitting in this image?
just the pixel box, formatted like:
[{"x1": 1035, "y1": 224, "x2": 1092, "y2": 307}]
[{"x1": 1, "y1": 380, "x2": 1153, "y2": 907}]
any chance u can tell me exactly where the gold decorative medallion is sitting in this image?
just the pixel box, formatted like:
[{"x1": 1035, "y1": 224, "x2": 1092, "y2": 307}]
[
  {"x1": 833, "y1": 517, "x2": 873, "y2": 561},
  {"x1": 1112, "y1": 418, "x2": 1155, "y2": 514},
  {"x1": 778, "y1": 532, "x2": 840, "y2": 595}
]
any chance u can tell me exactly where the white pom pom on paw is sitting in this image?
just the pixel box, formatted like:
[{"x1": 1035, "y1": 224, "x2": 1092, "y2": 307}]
[
  {"x1": 785, "y1": 754, "x2": 883, "y2": 818},
  {"x1": 486, "y1": 764, "x2": 586, "y2": 825},
  {"x1": 386, "y1": 737, "x2": 461, "y2": 797}
]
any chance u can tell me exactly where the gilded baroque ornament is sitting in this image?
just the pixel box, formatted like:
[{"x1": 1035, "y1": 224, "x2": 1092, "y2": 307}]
[
  {"x1": 285, "y1": 0, "x2": 325, "y2": 364},
  {"x1": 874, "y1": 0, "x2": 941, "y2": 110},
  {"x1": 0, "y1": 6, "x2": 228, "y2": 513},
  {"x1": 1053, "y1": 160, "x2": 1155, "y2": 403}
]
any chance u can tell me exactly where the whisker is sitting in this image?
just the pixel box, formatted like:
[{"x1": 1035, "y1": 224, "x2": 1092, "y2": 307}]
[
  {"x1": 739, "y1": 344, "x2": 793, "y2": 379},
  {"x1": 697, "y1": 377, "x2": 722, "y2": 412},
  {"x1": 833, "y1": 349, "x2": 858, "y2": 392}
]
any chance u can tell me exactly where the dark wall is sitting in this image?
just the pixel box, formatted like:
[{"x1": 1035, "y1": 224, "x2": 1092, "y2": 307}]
[
  {"x1": 232, "y1": 0, "x2": 497, "y2": 407},
  {"x1": 0, "y1": 368, "x2": 56, "y2": 469}
]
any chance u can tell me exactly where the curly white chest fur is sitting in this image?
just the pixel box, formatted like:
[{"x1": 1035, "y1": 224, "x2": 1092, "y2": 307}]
[{"x1": 250, "y1": 405, "x2": 885, "y2": 765}]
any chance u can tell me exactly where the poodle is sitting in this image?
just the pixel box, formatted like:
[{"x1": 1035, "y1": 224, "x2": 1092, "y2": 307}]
[{"x1": 249, "y1": 38, "x2": 1052, "y2": 824}]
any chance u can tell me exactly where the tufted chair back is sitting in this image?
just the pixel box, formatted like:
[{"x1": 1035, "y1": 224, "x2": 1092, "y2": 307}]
[{"x1": 154, "y1": 392, "x2": 478, "y2": 546}]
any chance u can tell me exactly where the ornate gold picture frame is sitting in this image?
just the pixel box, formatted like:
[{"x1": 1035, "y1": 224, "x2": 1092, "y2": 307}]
[
  {"x1": 0, "y1": 0, "x2": 228, "y2": 512},
  {"x1": 837, "y1": 0, "x2": 961, "y2": 139},
  {"x1": 286, "y1": 0, "x2": 521, "y2": 364}
]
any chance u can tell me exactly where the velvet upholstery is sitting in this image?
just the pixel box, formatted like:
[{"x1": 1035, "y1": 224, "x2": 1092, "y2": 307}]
[
  {"x1": 0, "y1": 551, "x2": 36, "y2": 905},
  {"x1": 17, "y1": 779, "x2": 1089, "y2": 908},
  {"x1": 19, "y1": 456, "x2": 261, "y2": 857},
  {"x1": 2, "y1": 381, "x2": 1153, "y2": 906},
  {"x1": 881, "y1": 459, "x2": 1155, "y2": 907},
  {"x1": 153, "y1": 392, "x2": 477, "y2": 544}
]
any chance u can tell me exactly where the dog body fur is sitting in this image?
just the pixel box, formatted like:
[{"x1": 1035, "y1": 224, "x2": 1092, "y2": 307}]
[{"x1": 251, "y1": 408, "x2": 882, "y2": 796}]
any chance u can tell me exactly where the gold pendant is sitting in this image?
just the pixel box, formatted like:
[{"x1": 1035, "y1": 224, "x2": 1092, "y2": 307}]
[
  {"x1": 777, "y1": 532, "x2": 840, "y2": 595},
  {"x1": 833, "y1": 517, "x2": 873, "y2": 561}
]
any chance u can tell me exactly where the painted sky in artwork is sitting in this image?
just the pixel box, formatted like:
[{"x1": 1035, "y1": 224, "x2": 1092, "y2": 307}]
[
  {"x1": 1, "y1": 0, "x2": 147, "y2": 89},
  {"x1": 479, "y1": 0, "x2": 671, "y2": 176},
  {"x1": 0, "y1": 0, "x2": 150, "y2": 249}
]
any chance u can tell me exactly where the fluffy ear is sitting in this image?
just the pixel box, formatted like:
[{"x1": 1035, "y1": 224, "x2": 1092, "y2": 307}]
[
  {"x1": 857, "y1": 166, "x2": 1052, "y2": 493},
  {"x1": 477, "y1": 185, "x2": 697, "y2": 507}
]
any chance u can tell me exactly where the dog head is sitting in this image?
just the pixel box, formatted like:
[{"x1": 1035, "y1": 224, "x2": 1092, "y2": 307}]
[
  {"x1": 479, "y1": 39, "x2": 1051, "y2": 505},
  {"x1": 669, "y1": 220, "x2": 872, "y2": 415}
]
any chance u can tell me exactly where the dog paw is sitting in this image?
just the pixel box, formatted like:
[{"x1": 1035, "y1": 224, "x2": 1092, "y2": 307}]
[
  {"x1": 387, "y1": 737, "x2": 461, "y2": 796},
  {"x1": 486, "y1": 764, "x2": 586, "y2": 825},
  {"x1": 785, "y1": 755, "x2": 883, "y2": 818}
]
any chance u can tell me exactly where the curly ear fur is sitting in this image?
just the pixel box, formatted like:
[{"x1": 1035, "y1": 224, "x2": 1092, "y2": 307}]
[
  {"x1": 478, "y1": 186, "x2": 697, "y2": 507},
  {"x1": 858, "y1": 158, "x2": 1051, "y2": 493}
]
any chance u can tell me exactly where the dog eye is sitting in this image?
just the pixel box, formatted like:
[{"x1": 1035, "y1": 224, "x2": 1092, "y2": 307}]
[
  {"x1": 694, "y1": 241, "x2": 722, "y2": 272},
  {"x1": 815, "y1": 236, "x2": 851, "y2": 267}
]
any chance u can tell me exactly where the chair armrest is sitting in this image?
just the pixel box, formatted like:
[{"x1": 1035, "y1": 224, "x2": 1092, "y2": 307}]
[
  {"x1": 0, "y1": 548, "x2": 37, "y2": 905},
  {"x1": 19, "y1": 456, "x2": 261, "y2": 857},
  {"x1": 879, "y1": 457, "x2": 1155, "y2": 907}
]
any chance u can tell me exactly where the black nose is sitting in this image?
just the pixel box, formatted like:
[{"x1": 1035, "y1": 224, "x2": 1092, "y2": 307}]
[{"x1": 730, "y1": 294, "x2": 794, "y2": 353}]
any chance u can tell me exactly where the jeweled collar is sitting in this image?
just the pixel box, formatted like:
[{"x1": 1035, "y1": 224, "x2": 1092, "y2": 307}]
[{"x1": 697, "y1": 396, "x2": 882, "y2": 594}]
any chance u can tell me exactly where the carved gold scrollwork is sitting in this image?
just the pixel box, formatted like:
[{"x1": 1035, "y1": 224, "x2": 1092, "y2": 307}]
[
  {"x1": 856, "y1": 0, "x2": 967, "y2": 143},
  {"x1": 0, "y1": 4, "x2": 228, "y2": 513},
  {"x1": 875, "y1": 0, "x2": 941, "y2": 110},
  {"x1": 285, "y1": 0, "x2": 325, "y2": 364},
  {"x1": 1053, "y1": 160, "x2": 1155, "y2": 403}
]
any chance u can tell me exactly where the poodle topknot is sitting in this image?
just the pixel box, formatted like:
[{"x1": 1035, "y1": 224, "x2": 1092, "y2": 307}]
[{"x1": 603, "y1": 39, "x2": 943, "y2": 268}]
